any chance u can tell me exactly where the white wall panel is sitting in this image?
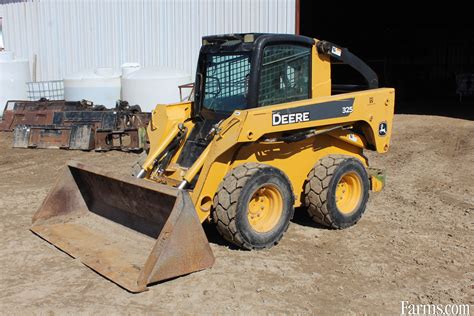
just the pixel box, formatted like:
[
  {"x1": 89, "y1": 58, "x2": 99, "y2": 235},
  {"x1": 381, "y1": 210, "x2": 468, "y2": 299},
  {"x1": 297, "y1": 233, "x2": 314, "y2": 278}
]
[{"x1": 0, "y1": 0, "x2": 296, "y2": 81}]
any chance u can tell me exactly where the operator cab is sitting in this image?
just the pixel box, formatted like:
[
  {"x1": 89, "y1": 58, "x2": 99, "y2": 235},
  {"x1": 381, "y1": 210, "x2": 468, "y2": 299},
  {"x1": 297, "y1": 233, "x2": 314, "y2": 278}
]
[
  {"x1": 179, "y1": 33, "x2": 315, "y2": 169},
  {"x1": 193, "y1": 33, "x2": 315, "y2": 120}
]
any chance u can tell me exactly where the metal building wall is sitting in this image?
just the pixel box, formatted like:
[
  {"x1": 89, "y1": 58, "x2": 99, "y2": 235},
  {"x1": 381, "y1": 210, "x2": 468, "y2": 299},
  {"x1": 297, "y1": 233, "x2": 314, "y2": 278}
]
[{"x1": 0, "y1": 0, "x2": 296, "y2": 81}]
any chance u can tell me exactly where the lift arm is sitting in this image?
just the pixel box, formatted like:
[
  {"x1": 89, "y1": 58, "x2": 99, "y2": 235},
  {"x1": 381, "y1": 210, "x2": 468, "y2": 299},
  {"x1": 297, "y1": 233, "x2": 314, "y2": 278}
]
[{"x1": 317, "y1": 40, "x2": 379, "y2": 90}]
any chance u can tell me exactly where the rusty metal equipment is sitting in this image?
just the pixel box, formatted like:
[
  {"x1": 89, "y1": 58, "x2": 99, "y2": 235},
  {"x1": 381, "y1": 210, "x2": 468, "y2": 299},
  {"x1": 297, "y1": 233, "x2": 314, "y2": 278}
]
[
  {"x1": 0, "y1": 99, "x2": 89, "y2": 131},
  {"x1": 12, "y1": 101, "x2": 150, "y2": 151},
  {"x1": 178, "y1": 82, "x2": 195, "y2": 102},
  {"x1": 31, "y1": 162, "x2": 214, "y2": 292},
  {"x1": 13, "y1": 124, "x2": 95, "y2": 150},
  {"x1": 95, "y1": 127, "x2": 147, "y2": 152}
]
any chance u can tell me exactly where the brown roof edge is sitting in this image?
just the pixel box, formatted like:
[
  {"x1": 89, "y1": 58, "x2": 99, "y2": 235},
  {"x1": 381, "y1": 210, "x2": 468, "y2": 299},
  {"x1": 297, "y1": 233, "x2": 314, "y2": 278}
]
[{"x1": 295, "y1": 0, "x2": 300, "y2": 35}]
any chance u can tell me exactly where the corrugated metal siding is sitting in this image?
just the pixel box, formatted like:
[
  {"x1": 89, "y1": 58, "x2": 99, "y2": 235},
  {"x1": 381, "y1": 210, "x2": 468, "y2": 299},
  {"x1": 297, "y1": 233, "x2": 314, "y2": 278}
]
[{"x1": 0, "y1": 0, "x2": 295, "y2": 81}]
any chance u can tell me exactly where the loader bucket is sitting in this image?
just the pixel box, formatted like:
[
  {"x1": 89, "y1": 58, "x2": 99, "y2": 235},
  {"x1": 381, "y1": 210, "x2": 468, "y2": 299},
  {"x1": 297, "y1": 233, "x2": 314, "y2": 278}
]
[{"x1": 31, "y1": 161, "x2": 215, "y2": 292}]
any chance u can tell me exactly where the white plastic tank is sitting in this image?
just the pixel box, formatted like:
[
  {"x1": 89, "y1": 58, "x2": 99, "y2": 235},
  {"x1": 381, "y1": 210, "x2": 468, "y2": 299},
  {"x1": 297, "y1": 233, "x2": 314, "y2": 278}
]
[
  {"x1": 0, "y1": 51, "x2": 30, "y2": 113},
  {"x1": 121, "y1": 62, "x2": 141, "y2": 76},
  {"x1": 121, "y1": 67, "x2": 191, "y2": 112},
  {"x1": 64, "y1": 67, "x2": 121, "y2": 108}
]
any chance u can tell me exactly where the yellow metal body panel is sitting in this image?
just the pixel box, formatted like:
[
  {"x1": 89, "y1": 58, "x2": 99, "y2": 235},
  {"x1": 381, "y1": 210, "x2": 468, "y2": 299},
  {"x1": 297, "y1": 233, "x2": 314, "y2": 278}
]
[
  {"x1": 327, "y1": 129, "x2": 367, "y2": 149},
  {"x1": 312, "y1": 40, "x2": 331, "y2": 98},
  {"x1": 188, "y1": 116, "x2": 245, "y2": 219},
  {"x1": 371, "y1": 176, "x2": 384, "y2": 192},
  {"x1": 229, "y1": 135, "x2": 366, "y2": 207},
  {"x1": 368, "y1": 168, "x2": 385, "y2": 192},
  {"x1": 144, "y1": 102, "x2": 194, "y2": 180},
  {"x1": 237, "y1": 88, "x2": 395, "y2": 153}
]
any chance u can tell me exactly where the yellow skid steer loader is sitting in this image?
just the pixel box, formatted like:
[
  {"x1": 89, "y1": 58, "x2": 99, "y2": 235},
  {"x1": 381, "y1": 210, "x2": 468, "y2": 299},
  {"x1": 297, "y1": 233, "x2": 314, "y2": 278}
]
[{"x1": 31, "y1": 34, "x2": 394, "y2": 292}]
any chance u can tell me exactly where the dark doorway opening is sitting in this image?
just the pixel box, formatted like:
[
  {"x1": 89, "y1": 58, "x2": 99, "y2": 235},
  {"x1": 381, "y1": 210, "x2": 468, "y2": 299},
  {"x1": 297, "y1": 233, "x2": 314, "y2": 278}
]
[{"x1": 299, "y1": 6, "x2": 474, "y2": 120}]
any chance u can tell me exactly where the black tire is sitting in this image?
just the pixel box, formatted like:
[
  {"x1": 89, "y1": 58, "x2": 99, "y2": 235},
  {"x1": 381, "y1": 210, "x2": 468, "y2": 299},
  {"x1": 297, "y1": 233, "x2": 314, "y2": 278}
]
[
  {"x1": 304, "y1": 155, "x2": 369, "y2": 229},
  {"x1": 212, "y1": 163, "x2": 295, "y2": 250}
]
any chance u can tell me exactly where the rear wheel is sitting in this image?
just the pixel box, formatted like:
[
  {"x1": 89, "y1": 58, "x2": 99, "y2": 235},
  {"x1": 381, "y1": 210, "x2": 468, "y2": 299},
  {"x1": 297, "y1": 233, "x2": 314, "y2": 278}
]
[
  {"x1": 304, "y1": 155, "x2": 369, "y2": 229},
  {"x1": 212, "y1": 163, "x2": 294, "y2": 250}
]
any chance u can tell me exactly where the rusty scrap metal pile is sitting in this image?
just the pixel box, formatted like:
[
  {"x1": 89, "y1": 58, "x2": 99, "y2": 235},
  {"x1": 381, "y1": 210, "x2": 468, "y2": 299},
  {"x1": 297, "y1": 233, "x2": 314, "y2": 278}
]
[{"x1": 0, "y1": 98, "x2": 150, "y2": 151}]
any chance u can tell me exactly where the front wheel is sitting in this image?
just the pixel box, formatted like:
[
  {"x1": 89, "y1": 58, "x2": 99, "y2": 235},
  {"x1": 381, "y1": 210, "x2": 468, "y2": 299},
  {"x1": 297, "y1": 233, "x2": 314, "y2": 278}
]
[
  {"x1": 212, "y1": 163, "x2": 294, "y2": 250},
  {"x1": 304, "y1": 155, "x2": 369, "y2": 229}
]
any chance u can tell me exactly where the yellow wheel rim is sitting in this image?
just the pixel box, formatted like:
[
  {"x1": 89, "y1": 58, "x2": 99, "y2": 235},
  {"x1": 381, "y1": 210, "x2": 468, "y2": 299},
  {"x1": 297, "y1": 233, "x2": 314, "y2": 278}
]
[
  {"x1": 335, "y1": 172, "x2": 363, "y2": 214},
  {"x1": 247, "y1": 185, "x2": 283, "y2": 233}
]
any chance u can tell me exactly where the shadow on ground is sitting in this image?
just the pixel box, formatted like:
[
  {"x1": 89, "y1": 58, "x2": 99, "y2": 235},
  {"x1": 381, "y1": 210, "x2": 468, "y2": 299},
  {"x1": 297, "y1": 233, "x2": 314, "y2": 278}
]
[{"x1": 203, "y1": 207, "x2": 329, "y2": 249}]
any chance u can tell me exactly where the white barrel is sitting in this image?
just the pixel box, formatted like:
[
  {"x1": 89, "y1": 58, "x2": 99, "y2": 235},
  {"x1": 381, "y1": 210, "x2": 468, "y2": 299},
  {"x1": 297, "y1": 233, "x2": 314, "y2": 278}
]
[
  {"x1": 64, "y1": 67, "x2": 121, "y2": 108},
  {"x1": 0, "y1": 51, "x2": 30, "y2": 113},
  {"x1": 122, "y1": 67, "x2": 191, "y2": 112},
  {"x1": 121, "y1": 62, "x2": 141, "y2": 76}
]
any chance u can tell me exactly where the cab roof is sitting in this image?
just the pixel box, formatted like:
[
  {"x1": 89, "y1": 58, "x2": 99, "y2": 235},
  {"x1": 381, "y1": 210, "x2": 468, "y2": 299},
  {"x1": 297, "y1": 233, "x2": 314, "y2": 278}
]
[{"x1": 202, "y1": 33, "x2": 315, "y2": 48}]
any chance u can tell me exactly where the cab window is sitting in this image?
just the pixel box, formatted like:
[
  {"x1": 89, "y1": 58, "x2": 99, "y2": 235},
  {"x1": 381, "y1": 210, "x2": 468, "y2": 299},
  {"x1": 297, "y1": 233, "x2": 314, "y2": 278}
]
[
  {"x1": 258, "y1": 45, "x2": 311, "y2": 106},
  {"x1": 203, "y1": 53, "x2": 251, "y2": 112}
]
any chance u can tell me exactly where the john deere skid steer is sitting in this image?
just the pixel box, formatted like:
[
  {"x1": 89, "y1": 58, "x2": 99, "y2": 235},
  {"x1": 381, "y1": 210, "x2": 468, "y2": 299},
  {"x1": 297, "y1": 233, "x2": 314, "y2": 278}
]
[{"x1": 31, "y1": 33, "x2": 394, "y2": 292}]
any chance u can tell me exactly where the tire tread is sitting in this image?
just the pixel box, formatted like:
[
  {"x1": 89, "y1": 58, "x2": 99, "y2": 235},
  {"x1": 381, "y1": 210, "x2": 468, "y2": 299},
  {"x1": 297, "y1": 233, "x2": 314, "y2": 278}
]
[
  {"x1": 213, "y1": 163, "x2": 292, "y2": 250},
  {"x1": 304, "y1": 155, "x2": 366, "y2": 229}
]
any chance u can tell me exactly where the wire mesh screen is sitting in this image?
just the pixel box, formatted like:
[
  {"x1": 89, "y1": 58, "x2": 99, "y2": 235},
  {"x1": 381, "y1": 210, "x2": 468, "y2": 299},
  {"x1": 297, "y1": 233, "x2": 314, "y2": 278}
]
[
  {"x1": 27, "y1": 80, "x2": 64, "y2": 101},
  {"x1": 203, "y1": 54, "x2": 250, "y2": 111},
  {"x1": 258, "y1": 45, "x2": 311, "y2": 107}
]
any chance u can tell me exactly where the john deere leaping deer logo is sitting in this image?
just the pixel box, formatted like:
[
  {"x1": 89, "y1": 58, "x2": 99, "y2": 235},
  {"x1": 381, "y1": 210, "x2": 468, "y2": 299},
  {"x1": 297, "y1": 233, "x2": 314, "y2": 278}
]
[{"x1": 378, "y1": 122, "x2": 388, "y2": 136}]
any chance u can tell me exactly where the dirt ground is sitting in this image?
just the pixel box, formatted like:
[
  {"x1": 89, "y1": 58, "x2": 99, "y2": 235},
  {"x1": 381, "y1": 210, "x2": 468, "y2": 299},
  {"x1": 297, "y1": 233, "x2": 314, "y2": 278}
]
[{"x1": 0, "y1": 114, "x2": 472, "y2": 314}]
